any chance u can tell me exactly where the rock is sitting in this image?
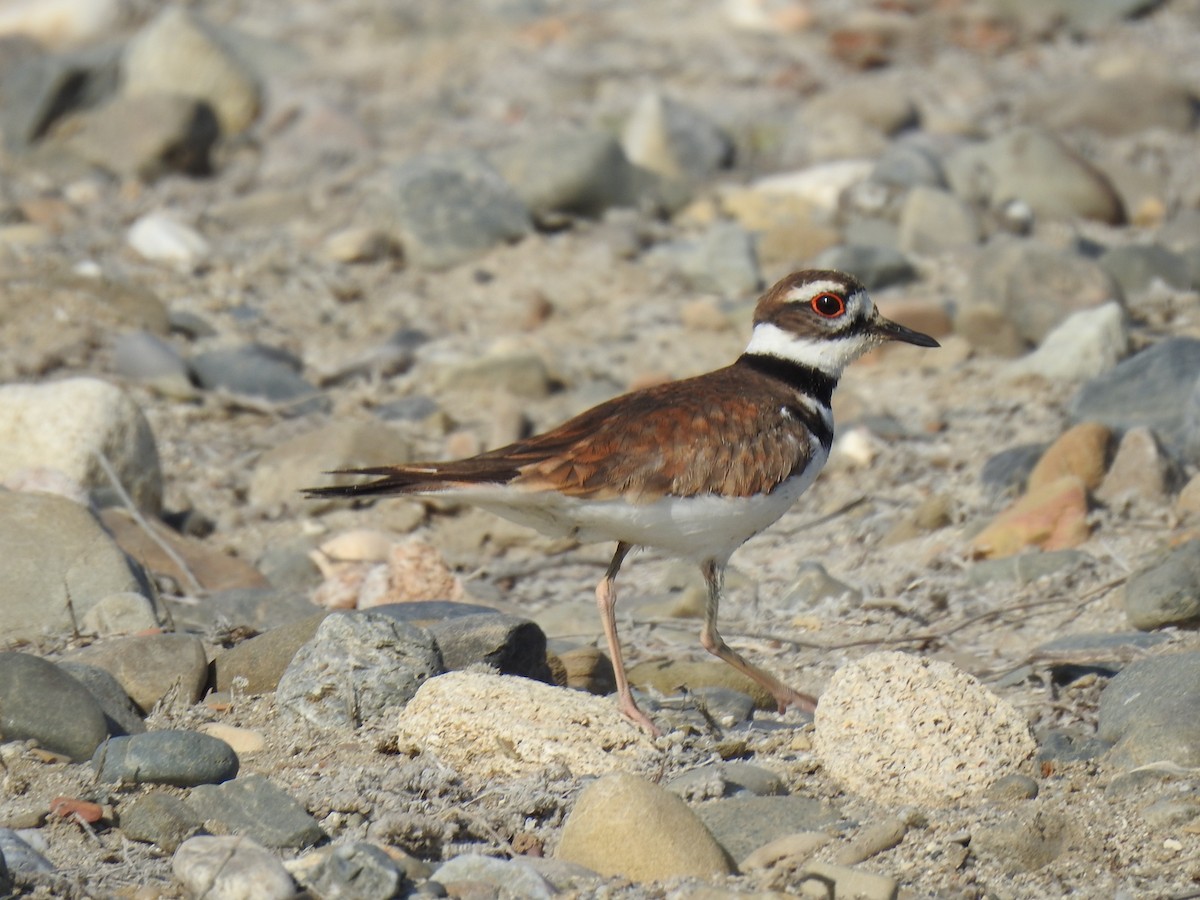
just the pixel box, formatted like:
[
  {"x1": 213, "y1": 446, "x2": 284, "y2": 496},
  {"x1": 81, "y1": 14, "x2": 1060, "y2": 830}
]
[
  {"x1": 122, "y1": 7, "x2": 261, "y2": 135},
  {"x1": 58, "y1": 93, "x2": 217, "y2": 179},
  {"x1": 173, "y1": 835, "x2": 295, "y2": 900},
  {"x1": 276, "y1": 612, "x2": 444, "y2": 730},
  {"x1": 1026, "y1": 422, "x2": 1113, "y2": 493},
  {"x1": 1100, "y1": 244, "x2": 1192, "y2": 296},
  {"x1": 944, "y1": 127, "x2": 1124, "y2": 224},
  {"x1": 1099, "y1": 652, "x2": 1200, "y2": 768},
  {"x1": 120, "y1": 791, "x2": 205, "y2": 852},
  {"x1": 67, "y1": 633, "x2": 209, "y2": 714},
  {"x1": 556, "y1": 773, "x2": 733, "y2": 881},
  {"x1": 0, "y1": 0, "x2": 122, "y2": 48},
  {"x1": 810, "y1": 244, "x2": 916, "y2": 291},
  {"x1": 493, "y1": 128, "x2": 637, "y2": 220},
  {"x1": 740, "y1": 831, "x2": 833, "y2": 873},
  {"x1": 754, "y1": 160, "x2": 876, "y2": 214},
  {"x1": 189, "y1": 343, "x2": 325, "y2": 414},
  {"x1": 782, "y1": 561, "x2": 864, "y2": 609},
  {"x1": 554, "y1": 645, "x2": 615, "y2": 695},
  {"x1": 321, "y1": 539, "x2": 465, "y2": 610},
  {"x1": 1178, "y1": 473, "x2": 1200, "y2": 517},
  {"x1": 897, "y1": 186, "x2": 981, "y2": 254},
  {"x1": 435, "y1": 350, "x2": 551, "y2": 399},
  {"x1": 212, "y1": 612, "x2": 330, "y2": 694},
  {"x1": 1037, "y1": 729, "x2": 1114, "y2": 763},
  {"x1": 646, "y1": 221, "x2": 762, "y2": 296},
  {"x1": 970, "y1": 476, "x2": 1090, "y2": 558},
  {"x1": 667, "y1": 761, "x2": 788, "y2": 801},
  {"x1": 980, "y1": 443, "x2": 1047, "y2": 497},
  {"x1": 834, "y1": 819, "x2": 908, "y2": 866},
  {"x1": 322, "y1": 226, "x2": 393, "y2": 264},
  {"x1": 127, "y1": 211, "x2": 210, "y2": 265},
  {"x1": 621, "y1": 91, "x2": 734, "y2": 183},
  {"x1": 188, "y1": 776, "x2": 324, "y2": 850},
  {"x1": 959, "y1": 239, "x2": 1122, "y2": 354},
  {"x1": 1069, "y1": 337, "x2": 1200, "y2": 458},
  {"x1": 806, "y1": 74, "x2": 917, "y2": 136},
  {"x1": 0, "y1": 828, "x2": 55, "y2": 877},
  {"x1": 55, "y1": 661, "x2": 145, "y2": 737},
  {"x1": 972, "y1": 811, "x2": 1074, "y2": 874},
  {"x1": 288, "y1": 842, "x2": 405, "y2": 900},
  {"x1": 716, "y1": 186, "x2": 840, "y2": 266},
  {"x1": 397, "y1": 671, "x2": 658, "y2": 785},
  {"x1": 198, "y1": 725, "x2": 265, "y2": 757},
  {"x1": 92, "y1": 730, "x2": 239, "y2": 786},
  {"x1": 0, "y1": 492, "x2": 155, "y2": 643},
  {"x1": 0, "y1": 43, "x2": 120, "y2": 153},
  {"x1": 814, "y1": 652, "x2": 1036, "y2": 807},
  {"x1": 388, "y1": 152, "x2": 531, "y2": 270},
  {"x1": 627, "y1": 658, "x2": 773, "y2": 710},
  {"x1": 1007, "y1": 302, "x2": 1129, "y2": 381},
  {"x1": 1030, "y1": 74, "x2": 1198, "y2": 136},
  {"x1": 1123, "y1": 542, "x2": 1200, "y2": 631},
  {"x1": 423, "y1": 612, "x2": 552, "y2": 682},
  {"x1": 870, "y1": 140, "x2": 947, "y2": 189},
  {"x1": 250, "y1": 420, "x2": 411, "y2": 511},
  {"x1": 432, "y1": 855, "x2": 555, "y2": 899},
  {"x1": 1096, "y1": 427, "x2": 1179, "y2": 507},
  {"x1": 111, "y1": 331, "x2": 190, "y2": 388},
  {"x1": 967, "y1": 549, "x2": 1088, "y2": 587},
  {"x1": 985, "y1": 773, "x2": 1040, "y2": 803},
  {"x1": 0, "y1": 377, "x2": 162, "y2": 511},
  {"x1": 795, "y1": 861, "x2": 899, "y2": 900},
  {"x1": 0, "y1": 653, "x2": 109, "y2": 761},
  {"x1": 696, "y1": 796, "x2": 843, "y2": 864}
]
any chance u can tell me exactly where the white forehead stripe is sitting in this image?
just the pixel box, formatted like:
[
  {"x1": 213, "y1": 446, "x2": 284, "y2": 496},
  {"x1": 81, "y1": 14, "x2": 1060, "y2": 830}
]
[
  {"x1": 744, "y1": 322, "x2": 872, "y2": 377},
  {"x1": 783, "y1": 279, "x2": 852, "y2": 301}
]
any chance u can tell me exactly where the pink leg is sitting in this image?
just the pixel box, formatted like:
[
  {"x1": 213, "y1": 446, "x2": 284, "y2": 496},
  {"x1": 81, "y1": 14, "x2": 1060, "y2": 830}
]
[
  {"x1": 595, "y1": 542, "x2": 660, "y2": 737},
  {"x1": 699, "y1": 560, "x2": 817, "y2": 715}
]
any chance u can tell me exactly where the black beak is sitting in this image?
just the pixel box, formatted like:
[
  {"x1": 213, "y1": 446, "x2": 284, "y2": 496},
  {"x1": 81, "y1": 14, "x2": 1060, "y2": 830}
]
[{"x1": 873, "y1": 316, "x2": 940, "y2": 348}]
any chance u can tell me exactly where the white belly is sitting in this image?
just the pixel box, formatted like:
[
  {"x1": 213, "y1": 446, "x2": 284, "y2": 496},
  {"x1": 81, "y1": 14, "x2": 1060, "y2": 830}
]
[{"x1": 464, "y1": 446, "x2": 828, "y2": 564}]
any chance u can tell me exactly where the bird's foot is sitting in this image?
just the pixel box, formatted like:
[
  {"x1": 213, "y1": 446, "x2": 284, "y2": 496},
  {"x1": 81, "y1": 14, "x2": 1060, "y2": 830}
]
[
  {"x1": 773, "y1": 686, "x2": 818, "y2": 716},
  {"x1": 618, "y1": 696, "x2": 662, "y2": 738}
]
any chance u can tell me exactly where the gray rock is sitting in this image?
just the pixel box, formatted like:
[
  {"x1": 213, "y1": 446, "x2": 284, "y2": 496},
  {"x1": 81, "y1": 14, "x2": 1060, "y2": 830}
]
[
  {"x1": 78, "y1": 591, "x2": 162, "y2": 636},
  {"x1": 1099, "y1": 651, "x2": 1200, "y2": 768},
  {"x1": 621, "y1": 91, "x2": 734, "y2": 183},
  {"x1": 55, "y1": 662, "x2": 145, "y2": 737},
  {"x1": 806, "y1": 75, "x2": 918, "y2": 136},
  {"x1": 782, "y1": 562, "x2": 863, "y2": 609},
  {"x1": 388, "y1": 151, "x2": 531, "y2": 270},
  {"x1": 189, "y1": 343, "x2": 327, "y2": 415},
  {"x1": 1008, "y1": 302, "x2": 1129, "y2": 382},
  {"x1": 980, "y1": 443, "x2": 1047, "y2": 496},
  {"x1": 122, "y1": 7, "x2": 261, "y2": 135},
  {"x1": 188, "y1": 776, "x2": 324, "y2": 850},
  {"x1": 493, "y1": 128, "x2": 637, "y2": 221},
  {"x1": 421, "y1": 612, "x2": 552, "y2": 682},
  {"x1": 1036, "y1": 728, "x2": 1113, "y2": 763},
  {"x1": 92, "y1": 730, "x2": 240, "y2": 786},
  {"x1": 667, "y1": 762, "x2": 788, "y2": 801},
  {"x1": 66, "y1": 633, "x2": 209, "y2": 714},
  {"x1": 1099, "y1": 244, "x2": 1192, "y2": 296},
  {"x1": 795, "y1": 861, "x2": 899, "y2": 900},
  {"x1": 968, "y1": 549, "x2": 1089, "y2": 587},
  {"x1": 212, "y1": 612, "x2": 329, "y2": 694},
  {"x1": 433, "y1": 855, "x2": 555, "y2": 899},
  {"x1": 1097, "y1": 427, "x2": 1181, "y2": 507},
  {"x1": 0, "y1": 829, "x2": 55, "y2": 877},
  {"x1": 960, "y1": 239, "x2": 1122, "y2": 354},
  {"x1": 1123, "y1": 542, "x2": 1200, "y2": 631},
  {"x1": 0, "y1": 653, "x2": 109, "y2": 761},
  {"x1": 111, "y1": 331, "x2": 190, "y2": 385},
  {"x1": 897, "y1": 186, "x2": 981, "y2": 254},
  {"x1": 691, "y1": 686, "x2": 757, "y2": 726},
  {"x1": 945, "y1": 127, "x2": 1124, "y2": 224},
  {"x1": 58, "y1": 93, "x2": 217, "y2": 179},
  {"x1": 1141, "y1": 798, "x2": 1200, "y2": 830},
  {"x1": 0, "y1": 44, "x2": 120, "y2": 154},
  {"x1": 972, "y1": 811, "x2": 1072, "y2": 873},
  {"x1": 0, "y1": 492, "x2": 156, "y2": 643},
  {"x1": 173, "y1": 835, "x2": 295, "y2": 900},
  {"x1": 1029, "y1": 75, "x2": 1198, "y2": 136},
  {"x1": 276, "y1": 611, "x2": 444, "y2": 729},
  {"x1": 811, "y1": 244, "x2": 916, "y2": 291},
  {"x1": 436, "y1": 350, "x2": 552, "y2": 398},
  {"x1": 870, "y1": 141, "x2": 947, "y2": 189},
  {"x1": 250, "y1": 420, "x2": 412, "y2": 512},
  {"x1": 646, "y1": 221, "x2": 762, "y2": 297},
  {"x1": 119, "y1": 791, "x2": 204, "y2": 852},
  {"x1": 0, "y1": 377, "x2": 162, "y2": 511},
  {"x1": 695, "y1": 796, "x2": 844, "y2": 864},
  {"x1": 985, "y1": 773, "x2": 1040, "y2": 802},
  {"x1": 1035, "y1": 630, "x2": 1172, "y2": 661},
  {"x1": 1069, "y1": 337, "x2": 1200, "y2": 457},
  {"x1": 290, "y1": 842, "x2": 405, "y2": 900}
]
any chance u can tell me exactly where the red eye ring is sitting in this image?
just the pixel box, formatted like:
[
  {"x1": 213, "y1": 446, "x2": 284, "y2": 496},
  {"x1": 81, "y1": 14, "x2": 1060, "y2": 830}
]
[{"x1": 811, "y1": 292, "x2": 846, "y2": 318}]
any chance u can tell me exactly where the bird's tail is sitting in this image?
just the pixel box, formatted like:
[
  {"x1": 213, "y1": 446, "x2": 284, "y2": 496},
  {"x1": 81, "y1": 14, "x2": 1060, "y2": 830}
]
[{"x1": 304, "y1": 461, "x2": 520, "y2": 499}]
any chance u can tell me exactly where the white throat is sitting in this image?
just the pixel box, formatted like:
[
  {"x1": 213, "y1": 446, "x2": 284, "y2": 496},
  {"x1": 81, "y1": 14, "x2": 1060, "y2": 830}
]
[{"x1": 743, "y1": 322, "x2": 866, "y2": 378}]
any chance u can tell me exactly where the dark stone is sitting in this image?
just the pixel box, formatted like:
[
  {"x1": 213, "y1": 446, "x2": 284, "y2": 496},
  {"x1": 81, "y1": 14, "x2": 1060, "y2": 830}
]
[
  {"x1": 92, "y1": 730, "x2": 239, "y2": 786},
  {"x1": 188, "y1": 775, "x2": 324, "y2": 849},
  {"x1": 0, "y1": 653, "x2": 109, "y2": 762}
]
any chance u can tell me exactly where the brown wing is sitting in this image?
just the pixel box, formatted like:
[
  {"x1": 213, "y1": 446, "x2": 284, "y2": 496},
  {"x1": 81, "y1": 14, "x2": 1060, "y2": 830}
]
[{"x1": 305, "y1": 365, "x2": 818, "y2": 501}]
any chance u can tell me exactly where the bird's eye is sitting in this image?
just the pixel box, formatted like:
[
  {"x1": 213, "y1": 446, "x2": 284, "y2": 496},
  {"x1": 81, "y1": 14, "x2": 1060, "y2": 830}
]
[{"x1": 810, "y1": 292, "x2": 846, "y2": 318}]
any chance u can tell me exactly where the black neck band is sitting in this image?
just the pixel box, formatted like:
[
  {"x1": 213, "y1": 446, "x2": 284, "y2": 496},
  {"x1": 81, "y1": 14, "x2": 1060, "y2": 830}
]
[{"x1": 736, "y1": 353, "x2": 837, "y2": 408}]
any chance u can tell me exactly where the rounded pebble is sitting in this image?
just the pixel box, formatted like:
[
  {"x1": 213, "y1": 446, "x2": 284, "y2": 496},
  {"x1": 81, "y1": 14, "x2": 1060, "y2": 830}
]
[
  {"x1": 173, "y1": 835, "x2": 294, "y2": 900},
  {"x1": 92, "y1": 730, "x2": 239, "y2": 786}
]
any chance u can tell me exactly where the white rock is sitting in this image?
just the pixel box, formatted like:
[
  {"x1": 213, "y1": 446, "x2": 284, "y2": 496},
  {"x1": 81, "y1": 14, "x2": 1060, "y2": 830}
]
[
  {"x1": 814, "y1": 651, "x2": 1035, "y2": 807},
  {"x1": 0, "y1": 0, "x2": 122, "y2": 49},
  {"x1": 1008, "y1": 301, "x2": 1129, "y2": 381},
  {"x1": 0, "y1": 377, "x2": 162, "y2": 511},
  {"x1": 173, "y1": 836, "x2": 295, "y2": 900},
  {"x1": 753, "y1": 160, "x2": 875, "y2": 213},
  {"x1": 127, "y1": 212, "x2": 209, "y2": 265},
  {"x1": 79, "y1": 591, "x2": 159, "y2": 635},
  {"x1": 397, "y1": 671, "x2": 659, "y2": 785}
]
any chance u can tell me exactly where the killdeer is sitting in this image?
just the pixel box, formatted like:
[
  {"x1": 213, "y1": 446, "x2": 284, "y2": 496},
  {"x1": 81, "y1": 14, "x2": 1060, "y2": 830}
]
[{"x1": 307, "y1": 269, "x2": 938, "y2": 734}]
